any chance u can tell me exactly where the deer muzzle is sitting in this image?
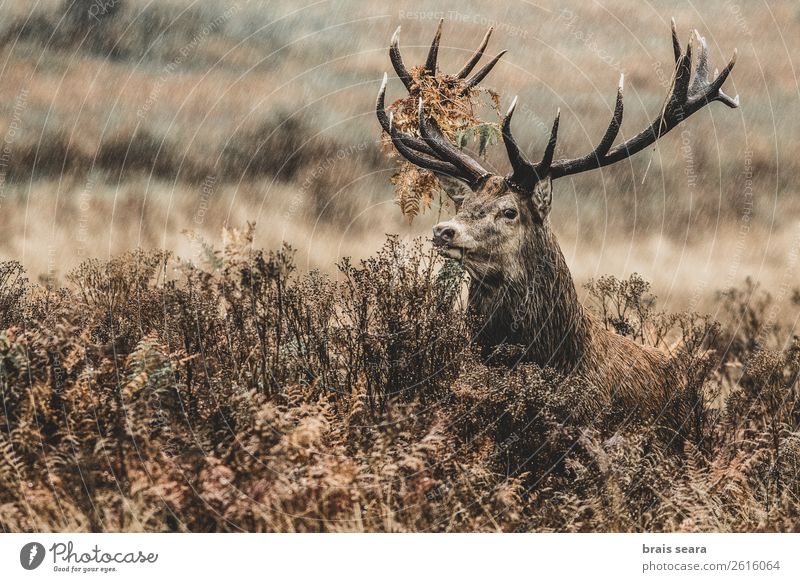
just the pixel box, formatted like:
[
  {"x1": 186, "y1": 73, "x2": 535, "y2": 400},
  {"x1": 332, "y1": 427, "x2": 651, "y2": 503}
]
[{"x1": 433, "y1": 221, "x2": 471, "y2": 259}]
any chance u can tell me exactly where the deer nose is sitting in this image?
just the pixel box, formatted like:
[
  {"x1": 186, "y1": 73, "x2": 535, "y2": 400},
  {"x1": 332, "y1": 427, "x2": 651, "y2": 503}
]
[{"x1": 433, "y1": 223, "x2": 456, "y2": 244}]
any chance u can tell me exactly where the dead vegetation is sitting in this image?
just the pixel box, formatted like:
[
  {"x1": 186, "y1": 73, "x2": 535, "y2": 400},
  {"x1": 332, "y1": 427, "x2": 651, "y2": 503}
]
[
  {"x1": 1, "y1": 0, "x2": 798, "y2": 287},
  {"x1": 381, "y1": 63, "x2": 501, "y2": 219},
  {"x1": 1, "y1": 231, "x2": 798, "y2": 532},
  {"x1": 1, "y1": 0, "x2": 799, "y2": 533}
]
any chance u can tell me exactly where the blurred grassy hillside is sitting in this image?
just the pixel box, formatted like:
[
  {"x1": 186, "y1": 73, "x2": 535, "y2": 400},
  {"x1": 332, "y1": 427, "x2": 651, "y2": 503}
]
[{"x1": 0, "y1": 0, "x2": 798, "y2": 314}]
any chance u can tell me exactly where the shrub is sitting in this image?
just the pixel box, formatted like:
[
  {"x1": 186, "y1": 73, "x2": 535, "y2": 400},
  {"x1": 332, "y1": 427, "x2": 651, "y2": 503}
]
[{"x1": 0, "y1": 234, "x2": 798, "y2": 532}]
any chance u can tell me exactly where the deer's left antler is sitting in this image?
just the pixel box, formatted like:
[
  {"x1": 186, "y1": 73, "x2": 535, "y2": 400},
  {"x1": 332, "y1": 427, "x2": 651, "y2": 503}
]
[{"x1": 504, "y1": 20, "x2": 739, "y2": 191}]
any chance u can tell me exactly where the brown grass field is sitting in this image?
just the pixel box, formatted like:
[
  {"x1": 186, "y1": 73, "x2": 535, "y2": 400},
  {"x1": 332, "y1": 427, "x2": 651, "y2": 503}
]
[{"x1": 0, "y1": 0, "x2": 799, "y2": 532}]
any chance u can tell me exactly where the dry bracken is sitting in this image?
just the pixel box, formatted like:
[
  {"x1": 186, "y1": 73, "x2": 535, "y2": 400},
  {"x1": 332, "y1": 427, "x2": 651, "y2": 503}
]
[{"x1": 0, "y1": 233, "x2": 799, "y2": 532}]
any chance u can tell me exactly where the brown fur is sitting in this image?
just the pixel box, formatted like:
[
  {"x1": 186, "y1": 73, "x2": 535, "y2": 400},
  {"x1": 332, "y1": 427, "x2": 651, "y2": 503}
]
[
  {"x1": 434, "y1": 176, "x2": 684, "y2": 433},
  {"x1": 381, "y1": 21, "x2": 739, "y2": 438}
]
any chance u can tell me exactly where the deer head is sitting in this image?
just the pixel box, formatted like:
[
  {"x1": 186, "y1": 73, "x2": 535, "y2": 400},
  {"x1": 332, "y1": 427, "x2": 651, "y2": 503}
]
[{"x1": 377, "y1": 20, "x2": 738, "y2": 287}]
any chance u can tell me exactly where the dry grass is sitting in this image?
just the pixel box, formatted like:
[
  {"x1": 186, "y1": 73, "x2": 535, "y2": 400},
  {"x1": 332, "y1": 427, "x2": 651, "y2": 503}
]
[
  {"x1": 1, "y1": 233, "x2": 799, "y2": 532},
  {"x1": 0, "y1": 0, "x2": 799, "y2": 532},
  {"x1": 0, "y1": 0, "x2": 798, "y2": 312}
]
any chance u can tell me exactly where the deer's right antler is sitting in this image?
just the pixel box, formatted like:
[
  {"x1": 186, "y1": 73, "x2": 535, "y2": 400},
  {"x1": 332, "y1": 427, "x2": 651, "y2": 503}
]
[
  {"x1": 387, "y1": 19, "x2": 506, "y2": 95},
  {"x1": 377, "y1": 20, "x2": 506, "y2": 189}
]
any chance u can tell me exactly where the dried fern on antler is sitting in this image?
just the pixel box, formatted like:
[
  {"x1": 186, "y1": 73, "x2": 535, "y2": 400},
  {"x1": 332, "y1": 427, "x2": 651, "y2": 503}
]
[{"x1": 378, "y1": 22, "x2": 502, "y2": 220}]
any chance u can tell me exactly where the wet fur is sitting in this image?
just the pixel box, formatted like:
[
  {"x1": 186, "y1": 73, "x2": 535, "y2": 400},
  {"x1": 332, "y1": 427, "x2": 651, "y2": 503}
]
[{"x1": 440, "y1": 177, "x2": 685, "y2": 435}]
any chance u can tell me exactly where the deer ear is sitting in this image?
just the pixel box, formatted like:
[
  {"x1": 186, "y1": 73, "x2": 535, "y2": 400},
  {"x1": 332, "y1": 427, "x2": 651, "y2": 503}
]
[
  {"x1": 435, "y1": 173, "x2": 471, "y2": 209},
  {"x1": 531, "y1": 175, "x2": 553, "y2": 220}
]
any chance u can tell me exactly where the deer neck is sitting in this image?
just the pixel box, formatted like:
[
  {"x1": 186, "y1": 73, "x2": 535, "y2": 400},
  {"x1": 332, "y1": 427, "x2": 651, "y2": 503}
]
[{"x1": 467, "y1": 224, "x2": 591, "y2": 371}]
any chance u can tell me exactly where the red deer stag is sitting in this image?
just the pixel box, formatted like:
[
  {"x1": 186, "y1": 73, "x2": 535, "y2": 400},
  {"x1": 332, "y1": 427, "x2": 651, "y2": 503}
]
[{"x1": 376, "y1": 21, "x2": 738, "y2": 430}]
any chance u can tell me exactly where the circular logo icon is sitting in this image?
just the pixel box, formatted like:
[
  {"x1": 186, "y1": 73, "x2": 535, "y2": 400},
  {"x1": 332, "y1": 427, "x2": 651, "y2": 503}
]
[{"x1": 20, "y1": 542, "x2": 46, "y2": 570}]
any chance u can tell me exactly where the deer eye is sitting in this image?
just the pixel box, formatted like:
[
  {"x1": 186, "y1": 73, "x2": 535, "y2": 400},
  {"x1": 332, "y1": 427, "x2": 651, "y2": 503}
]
[{"x1": 502, "y1": 208, "x2": 518, "y2": 220}]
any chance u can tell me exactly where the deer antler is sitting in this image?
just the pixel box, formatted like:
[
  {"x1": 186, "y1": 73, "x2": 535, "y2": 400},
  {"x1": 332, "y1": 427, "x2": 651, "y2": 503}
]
[
  {"x1": 376, "y1": 20, "x2": 505, "y2": 189},
  {"x1": 502, "y1": 98, "x2": 561, "y2": 191},
  {"x1": 503, "y1": 20, "x2": 739, "y2": 191},
  {"x1": 387, "y1": 19, "x2": 506, "y2": 95}
]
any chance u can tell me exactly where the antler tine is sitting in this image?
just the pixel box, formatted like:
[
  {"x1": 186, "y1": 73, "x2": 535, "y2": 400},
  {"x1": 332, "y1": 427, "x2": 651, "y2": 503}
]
[
  {"x1": 595, "y1": 74, "x2": 625, "y2": 157},
  {"x1": 692, "y1": 30, "x2": 710, "y2": 88},
  {"x1": 673, "y1": 33, "x2": 694, "y2": 106},
  {"x1": 712, "y1": 49, "x2": 737, "y2": 89},
  {"x1": 689, "y1": 31, "x2": 738, "y2": 108},
  {"x1": 375, "y1": 71, "x2": 395, "y2": 134},
  {"x1": 376, "y1": 73, "x2": 438, "y2": 157},
  {"x1": 463, "y1": 50, "x2": 508, "y2": 92},
  {"x1": 502, "y1": 98, "x2": 531, "y2": 166},
  {"x1": 547, "y1": 79, "x2": 622, "y2": 180},
  {"x1": 502, "y1": 97, "x2": 537, "y2": 188},
  {"x1": 548, "y1": 20, "x2": 738, "y2": 180},
  {"x1": 670, "y1": 18, "x2": 681, "y2": 63},
  {"x1": 425, "y1": 18, "x2": 444, "y2": 74},
  {"x1": 375, "y1": 72, "x2": 392, "y2": 132},
  {"x1": 708, "y1": 49, "x2": 738, "y2": 106},
  {"x1": 388, "y1": 112, "x2": 463, "y2": 177},
  {"x1": 389, "y1": 27, "x2": 414, "y2": 90},
  {"x1": 456, "y1": 27, "x2": 493, "y2": 79},
  {"x1": 418, "y1": 98, "x2": 489, "y2": 185},
  {"x1": 536, "y1": 110, "x2": 560, "y2": 177}
]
